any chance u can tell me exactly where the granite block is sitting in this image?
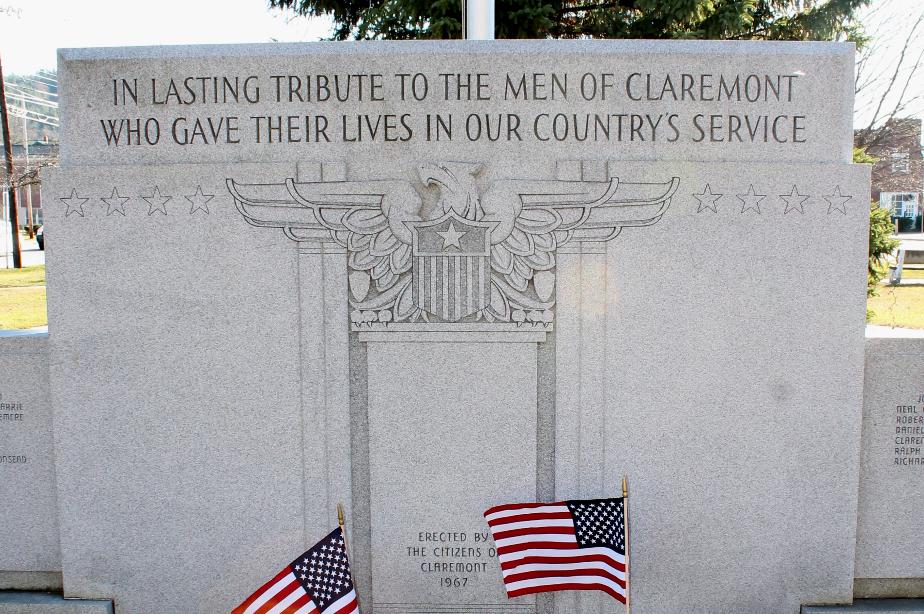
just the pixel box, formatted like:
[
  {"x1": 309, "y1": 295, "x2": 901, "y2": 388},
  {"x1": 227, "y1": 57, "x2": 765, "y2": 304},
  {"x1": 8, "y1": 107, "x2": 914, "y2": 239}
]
[
  {"x1": 59, "y1": 40, "x2": 854, "y2": 168},
  {"x1": 0, "y1": 335, "x2": 60, "y2": 574},
  {"x1": 803, "y1": 600, "x2": 924, "y2": 613},
  {"x1": 855, "y1": 339, "x2": 924, "y2": 579},
  {"x1": 0, "y1": 593, "x2": 111, "y2": 614},
  {"x1": 44, "y1": 40, "x2": 869, "y2": 614}
]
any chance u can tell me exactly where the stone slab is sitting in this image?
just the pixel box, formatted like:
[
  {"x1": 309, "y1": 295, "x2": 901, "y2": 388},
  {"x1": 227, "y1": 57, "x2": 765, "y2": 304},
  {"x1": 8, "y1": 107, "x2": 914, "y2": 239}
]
[
  {"x1": 43, "y1": 157, "x2": 868, "y2": 613},
  {"x1": 366, "y1": 341, "x2": 537, "y2": 611},
  {"x1": 43, "y1": 163, "x2": 306, "y2": 612},
  {"x1": 592, "y1": 161, "x2": 869, "y2": 613},
  {"x1": 0, "y1": 335, "x2": 60, "y2": 573},
  {"x1": 46, "y1": 41, "x2": 868, "y2": 614},
  {"x1": 855, "y1": 339, "x2": 924, "y2": 579},
  {"x1": 803, "y1": 600, "x2": 924, "y2": 613},
  {"x1": 58, "y1": 40, "x2": 855, "y2": 168},
  {"x1": 0, "y1": 594, "x2": 110, "y2": 614}
]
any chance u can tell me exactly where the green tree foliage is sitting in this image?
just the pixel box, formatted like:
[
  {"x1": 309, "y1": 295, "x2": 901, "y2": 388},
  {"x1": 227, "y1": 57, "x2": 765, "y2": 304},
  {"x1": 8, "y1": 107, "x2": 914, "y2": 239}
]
[
  {"x1": 269, "y1": 0, "x2": 870, "y2": 41},
  {"x1": 855, "y1": 148, "x2": 899, "y2": 310}
]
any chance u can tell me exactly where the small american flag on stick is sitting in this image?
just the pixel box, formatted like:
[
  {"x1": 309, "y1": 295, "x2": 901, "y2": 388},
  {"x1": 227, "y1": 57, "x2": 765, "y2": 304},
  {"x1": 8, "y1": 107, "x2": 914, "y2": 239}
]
[
  {"x1": 232, "y1": 527, "x2": 360, "y2": 614},
  {"x1": 484, "y1": 494, "x2": 628, "y2": 603}
]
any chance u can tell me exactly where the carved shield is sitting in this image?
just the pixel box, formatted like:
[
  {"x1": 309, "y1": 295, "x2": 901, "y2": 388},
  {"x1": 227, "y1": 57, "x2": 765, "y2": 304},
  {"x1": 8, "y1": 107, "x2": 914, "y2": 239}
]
[{"x1": 407, "y1": 211, "x2": 495, "y2": 322}]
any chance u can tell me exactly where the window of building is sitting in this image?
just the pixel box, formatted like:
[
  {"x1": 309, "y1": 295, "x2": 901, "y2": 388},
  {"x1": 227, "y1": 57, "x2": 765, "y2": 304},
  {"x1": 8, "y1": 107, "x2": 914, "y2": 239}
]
[
  {"x1": 890, "y1": 152, "x2": 910, "y2": 173},
  {"x1": 881, "y1": 192, "x2": 919, "y2": 218}
]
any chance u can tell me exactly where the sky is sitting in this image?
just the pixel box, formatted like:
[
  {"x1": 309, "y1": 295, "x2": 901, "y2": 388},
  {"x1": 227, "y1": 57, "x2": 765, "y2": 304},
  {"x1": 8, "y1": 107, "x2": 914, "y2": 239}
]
[{"x1": 0, "y1": 0, "x2": 921, "y2": 128}]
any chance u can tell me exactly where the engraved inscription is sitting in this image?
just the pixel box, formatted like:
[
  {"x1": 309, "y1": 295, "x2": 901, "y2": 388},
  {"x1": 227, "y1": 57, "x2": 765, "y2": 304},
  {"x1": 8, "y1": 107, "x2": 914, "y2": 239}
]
[
  {"x1": 403, "y1": 529, "x2": 497, "y2": 591},
  {"x1": 0, "y1": 391, "x2": 27, "y2": 466},
  {"x1": 894, "y1": 395, "x2": 924, "y2": 467}
]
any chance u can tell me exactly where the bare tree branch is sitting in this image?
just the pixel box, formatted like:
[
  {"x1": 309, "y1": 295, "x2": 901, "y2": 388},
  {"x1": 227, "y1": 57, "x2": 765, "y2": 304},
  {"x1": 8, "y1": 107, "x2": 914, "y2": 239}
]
[{"x1": 859, "y1": 8, "x2": 924, "y2": 137}]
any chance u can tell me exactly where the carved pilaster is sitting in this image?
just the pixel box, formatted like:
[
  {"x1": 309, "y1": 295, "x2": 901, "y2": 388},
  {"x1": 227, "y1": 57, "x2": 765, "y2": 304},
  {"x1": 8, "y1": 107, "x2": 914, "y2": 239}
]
[{"x1": 296, "y1": 239, "x2": 352, "y2": 536}]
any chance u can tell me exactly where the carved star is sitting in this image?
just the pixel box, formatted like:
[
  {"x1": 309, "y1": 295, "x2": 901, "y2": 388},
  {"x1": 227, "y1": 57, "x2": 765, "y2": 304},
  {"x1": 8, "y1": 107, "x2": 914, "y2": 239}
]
[
  {"x1": 185, "y1": 185, "x2": 214, "y2": 214},
  {"x1": 693, "y1": 184, "x2": 722, "y2": 213},
  {"x1": 779, "y1": 185, "x2": 809, "y2": 214},
  {"x1": 737, "y1": 184, "x2": 765, "y2": 214},
  {"x1": 102, "y1": 187, "x2": 129, "y2": 216},
  {"x1": 142, "y1": 186, "x2": 171, "y2": 216},
  {"x1": 824, "y1": 186, "x2": 852, "y2": 215},
  {"x1": 436, "y1": 221, "x2": 466, "y2": 250},
  {"x1": 60, "y1": 189, "x2": 89, "y2": 217}
]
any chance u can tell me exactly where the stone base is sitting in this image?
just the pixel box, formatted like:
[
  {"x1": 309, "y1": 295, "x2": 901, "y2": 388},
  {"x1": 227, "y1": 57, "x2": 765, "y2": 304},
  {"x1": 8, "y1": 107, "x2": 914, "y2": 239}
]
[
  {"x1": 803, "y1": 600, "x2": 924, "y2": 613},
  {"x1": 855, "y1": 579, "x2": 924, "y2": 600},
  {"x1": 0, "y1": 593, "x2": 112, "y2": 614}
]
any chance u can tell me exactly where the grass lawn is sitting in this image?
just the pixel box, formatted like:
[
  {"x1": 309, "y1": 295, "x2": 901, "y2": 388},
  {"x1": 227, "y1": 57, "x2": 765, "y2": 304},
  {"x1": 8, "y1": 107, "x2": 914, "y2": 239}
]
[
  {"x1": 897, "y1": 268, "x2": 924, "y2": 280},
  {"x1": 869, "y1": 286, "x2": 924, "y2": 329},
  {"x1": 0, "y1": 265, "x2": 45, "y2": 288},
  {"x1": 0, "y1": 265, "x2": 47, "y2": 329}
]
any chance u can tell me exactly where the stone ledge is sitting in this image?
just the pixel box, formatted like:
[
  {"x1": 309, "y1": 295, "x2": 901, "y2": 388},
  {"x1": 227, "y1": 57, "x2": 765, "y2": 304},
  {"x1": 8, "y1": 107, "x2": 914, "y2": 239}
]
[
  {"x1": 803, "y1": 600, "x2": 924, "y2": 613},
  {"x1": 0, "y1": 593, "x2": 112, "y2": 614}
]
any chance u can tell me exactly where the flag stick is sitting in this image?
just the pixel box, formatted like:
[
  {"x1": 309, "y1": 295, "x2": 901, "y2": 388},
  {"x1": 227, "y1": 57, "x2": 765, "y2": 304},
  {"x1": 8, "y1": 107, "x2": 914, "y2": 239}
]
[
  {"x1": 337, "y1": 503, "x2": 359, "y2": 591},
  {"x1": 337, "y1": 502, "x2": 351, "y2": 554},
  {"x1": 623, "y1": 475, "x2": 631, "y2": 614}
]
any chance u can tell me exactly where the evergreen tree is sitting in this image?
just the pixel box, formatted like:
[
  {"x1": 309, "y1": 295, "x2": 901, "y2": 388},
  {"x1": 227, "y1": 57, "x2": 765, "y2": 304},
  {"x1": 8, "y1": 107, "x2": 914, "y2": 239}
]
[{"x1": 269, "y1": 0, "x2": 869, "y2": 42}]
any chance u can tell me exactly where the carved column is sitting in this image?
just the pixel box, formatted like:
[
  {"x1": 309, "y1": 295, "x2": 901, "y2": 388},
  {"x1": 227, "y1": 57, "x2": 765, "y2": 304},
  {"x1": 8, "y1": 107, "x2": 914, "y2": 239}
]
[
  {"x1": 553, "y1": 161, "x2": 613, "y2": 614},
  {"x1": 296, "y1": 239, "x2": 352, "y2": 537}
]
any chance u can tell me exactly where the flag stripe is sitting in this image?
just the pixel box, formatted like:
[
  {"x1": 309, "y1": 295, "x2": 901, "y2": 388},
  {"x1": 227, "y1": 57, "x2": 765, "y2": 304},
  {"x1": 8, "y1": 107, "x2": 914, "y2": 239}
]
[
  {"x1": 492, "y1": 525, "x2": 575, "y2": 541},
  {"x1": 496, "y1": 538, "x2": 578, "y2": 556},
  {"x1": 486, "y1": 511, "x2": 573, "y2": 527},
  {"x1": 502, "y1": 560, "x2": 626, "y2": 581},
  {"x1": 441, "y1": 256, "x2": 449, "y2": 320},
  {"x1": 265, "y1": 586, "x2": 309, "y2": 614},
  {"x1": 327, "y1": 590, "x2": 359, "y2": 614},
  {"x1": 500, "y1": 551, "x2": 626, "y2": 572},
  {"x1": 231, "y1": 567, "x2": 294, "y2": 614},
  {"x1": 497, "y1": 545, "x2": 626, "y2": 564},
  {"x1": 507, "y1": 580, "x2": 626, "y2": 602},
  {"x1": 508, "y1": 575, "x2": 626, "y2": 595},
  {"x1": 429, "y1": 256, "x2": 436, "y2": 315},
  {"x1": 485, "y1": 502, "x2": 568, "y2": 518},
  {"x1": 237, "y1": 573, "x2": 299, "y2": 614},
  {"x1": 505, "y1": 566, "x2": 626, "y2": 588},
  {"x1": 253, "y1": 580, "x2": 301, "y2": 614},
  {"x1": 289, "y1": 600, "x2": 319, "y2": 614}
]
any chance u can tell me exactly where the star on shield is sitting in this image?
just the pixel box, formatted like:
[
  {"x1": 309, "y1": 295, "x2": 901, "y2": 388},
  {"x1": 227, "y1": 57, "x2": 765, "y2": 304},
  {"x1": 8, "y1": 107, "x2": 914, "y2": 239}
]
[
  {"x1": 60, "y1": 189, "x2": 89, "y2": 217},
  {"x1": 406, "y1": 211, "x2": 498, "y2": 322},
  {"x1": 436, "y1": 221, "x2": 466, "y2": 249}
]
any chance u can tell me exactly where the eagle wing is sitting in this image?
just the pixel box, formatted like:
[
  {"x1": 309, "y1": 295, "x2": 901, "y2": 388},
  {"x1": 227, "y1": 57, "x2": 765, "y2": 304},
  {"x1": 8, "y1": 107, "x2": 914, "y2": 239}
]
[
  {"x1": 227, "y1": 178, "x2": 421, "y2": 301},
  {"x1": 480, "y1": 177, "x2": 679, "y2": 318}
]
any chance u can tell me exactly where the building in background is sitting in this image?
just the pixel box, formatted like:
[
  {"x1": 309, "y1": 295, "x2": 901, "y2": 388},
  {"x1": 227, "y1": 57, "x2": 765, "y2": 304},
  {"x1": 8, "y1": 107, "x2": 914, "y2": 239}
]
[{"x1": 859, "y1": 118, "x2": 924, "y2": 233}]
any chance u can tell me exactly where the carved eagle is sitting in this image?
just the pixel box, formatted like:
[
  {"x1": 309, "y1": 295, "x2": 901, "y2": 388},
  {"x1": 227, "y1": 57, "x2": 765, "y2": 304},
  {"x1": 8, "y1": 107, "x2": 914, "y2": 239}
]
[{"x1": 227, "y1": 162, "x2": 678, "y2": 325}]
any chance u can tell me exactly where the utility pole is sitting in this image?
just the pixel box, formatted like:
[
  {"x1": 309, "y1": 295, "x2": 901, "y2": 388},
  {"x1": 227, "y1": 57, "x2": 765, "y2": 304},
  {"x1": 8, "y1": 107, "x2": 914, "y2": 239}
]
[
  {"x1": 465, "y1": 0, "x2": 495, "y2": 40},
  {"x1": 0, "y1": 53, "x2": 21, "y2": 268},
  {"x1": 21, "y1": 96, "x2": 33, "y2": 238}
]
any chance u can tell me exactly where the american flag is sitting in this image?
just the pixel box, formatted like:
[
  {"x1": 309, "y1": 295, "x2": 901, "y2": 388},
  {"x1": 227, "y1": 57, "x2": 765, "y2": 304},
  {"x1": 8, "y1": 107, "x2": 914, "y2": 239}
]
[
  {"x1": 232, "y1": 528, "x2": 360, "y2": 614},
  {"x1": 484, "y1": 498, "x2": 627, "y2": 602}
]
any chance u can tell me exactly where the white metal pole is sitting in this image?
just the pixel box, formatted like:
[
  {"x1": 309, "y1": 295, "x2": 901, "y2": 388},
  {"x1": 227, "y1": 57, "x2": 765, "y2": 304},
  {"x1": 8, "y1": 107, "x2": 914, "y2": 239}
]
[
  {"x1": 465, "y1": 0, "x2": 494, "y2": 40},
  {"x1": 1, "y1": 188, "x2": 8, "y2": 269},
  {"x1": 21, "y1": 97, "x2": 33, "y2": 237}
]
